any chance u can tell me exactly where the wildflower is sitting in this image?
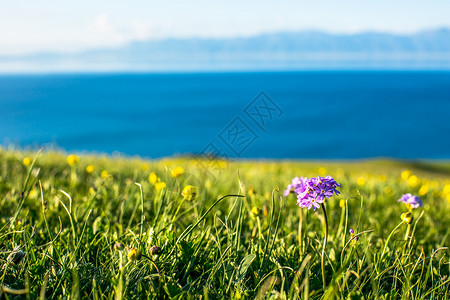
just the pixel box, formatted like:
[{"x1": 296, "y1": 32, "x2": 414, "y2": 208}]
[
  {"x1": 114, "y1": 243, "x2": 125, "y2": 251},
  {"x1": 28, "y1": 189, "x2": 37, "y2": 198},
  {"x1": 356, "y1": 177, "x2": 366, "y2": 186},
  {"x1": 398, "y1": 193, "x2": 422, "y2": 210},
  {"x1": 384, "y1": 186, "x2": 393, "y2": 196},
  {"x1": 140, "y1": 163, "x2": 150, "y2": 171},
  {"x1": 349, "y1": 228, "x2": 358, "y2": 244},
  {"x1": 182, "y1": 185, "x2": 198, "y2": 201},
  {"x1": 154, "y1": 182, "x2": 166, "y2": 192},
  {"x1": 408, "y1": 175, "x2": 419, "y2": 187},
  {"x1": 66, "y1": 154, "x2": 80, "y2": 166},
  {"x1": 401, "y1": 170, "x2": 412, "y2": 180},
  {"x1": 283, "y1": 177, "x2": 306, "y2": 196},
  {"x1": 248, "y1": 188, "x2": 256, "y2": 197},
  {"x1": 149, "y1": 246, "x2": 161, "y2": 256},
  {"x1": 401, "y1": 212, "x2": 414, "y2": 224},
  {"x1": 339, "y1": 199, "x2": 346, "y2": 208},
  {"x1": 23, "y1": 157, "x2": 31, "y2": 166},
  {"x1": 295, "y1": 176, "x2": 341, "y2": 211},
  {"x1": 250, "y1": 206, "x2": 260, "y2": 218},
  {"x1": 170, "y1": 166, "x2": 184, "y2": 178},
  {"x1": 291, "y1": 175, "x2": 340, "y2": 289},
  {"x1": 442, "y1": 184, "x2": 450, "y2": 195},
  {"x1": 127, "y1": 248, "x2": 141, "y2": 261},
  {"x1": 418, "y1": 185, "x2": 429, "y2": 196},
  {"x1": 318, "y1": 167, "x2": 327, "y2": 176},
  {"x1": 85, "y1": 165, "x2": 95, "y2": 174},
  {"x1": 148, "y1": 172, "x2": 159, "y2": 184},
  {"x1": 263, "y1": 204, "x2": 269, "y2": 217},
  {"x1": 101, "y1": 170, "x2": 109, "y2": 179}
]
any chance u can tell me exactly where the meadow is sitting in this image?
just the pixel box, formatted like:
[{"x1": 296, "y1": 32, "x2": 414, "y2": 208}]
[{"x1": 0, "y1": 149, "x2": 449, "y2": 299}]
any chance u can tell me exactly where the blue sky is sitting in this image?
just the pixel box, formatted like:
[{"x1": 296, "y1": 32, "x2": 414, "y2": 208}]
[{"x1": 1, "y1": 0, "x2": 450, "y2": 55}]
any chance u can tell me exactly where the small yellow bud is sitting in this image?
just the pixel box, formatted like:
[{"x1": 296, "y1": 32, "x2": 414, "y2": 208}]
[
  {"x1": 85, "y1": 165, "x2": 95, "y2": 174},
  {"x1": 318, "y1": 167, "x2": 327, "y2": 176},
  {"x1": 67, "y1": 154, "x2": 80, "y2": 166},
  {"x1": 101, "y1": 170, "x2": 109, "y2": 179},
  {"x1": 262, "y1": 204, "x2": 269, "y2": 217},
  {"x1": 182, "y1": 185, "x2": 198, "y2": 201},
  {"x1": 248, "y1": 188, "x2": 256, "y2": 197},
  {"x1": 148, "y1": 172, "x2": 159, "y2": 184},
  {"x1": 154, "y1": 182, "x2": 166, "y2": 192},
  {"x1": 356, "y1": 177, "x2": 366, "y2": 186},
  {"x1": 401, "y1": 170, "x2": 412, "y2": 180},
  {"x1": 401, "y1": 212, "x2": 414, "y2": 224},
  {"x1": 127, "y1": 248, "x2": 141, "y2": 261},
  {"x1": 23, "y1": 157, "x2": 32, "y2": 166},
  {"x1": 250, "y1": 206, "x2": 260, "y2": 218},
  {"x1": 339, "y1": 199, "x2": 346, "y2": 208},
  {"x1": 170, "y1": 166, "x2": 184, "y2": 178},
  {"x1": 408, "y1": 175, "x2": 419, "y2": 187},
  {"x1": 418, "y1": 185, "x2": 429, "y2": 196}
]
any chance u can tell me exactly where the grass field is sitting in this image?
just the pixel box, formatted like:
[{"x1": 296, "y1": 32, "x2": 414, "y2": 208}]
[{"x1": 0, "y1": 149, "x2": 449, "y2": 299}]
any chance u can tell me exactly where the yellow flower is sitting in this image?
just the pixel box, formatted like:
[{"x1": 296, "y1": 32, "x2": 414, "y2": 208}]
[
  {"x1": 148, "y1": 172, "x2": 159, "y2": 184},
  {"x1": 443, "y1": 184, "x2": 450, "y2": 195},
  {"x1": 127, "y1": 248, "x2": 142, "y2": 261},
  {"x1": 401, "y1": 212, "x2": 413, "y2": 224},
  {"x1": 182, "y1": 185, "x2": 198, "y2": 201},
  {"x1": 67, "y1": 154, "x2": 80, "y2": 166},
  {"x1": 28, "y1": 189, "x2": 38, "y2": 198},
  {"x1": 378, "y1": 175, "x2": 386, "y2": 182},
  {"x1": 356, "y1": 177, "x2": 366, "y2": 186},
  {"x1": 170, "y1": 166, "x2": 184, "y2": 178},
  {"x1": 23, "y1": 157, "x2": 32, "y2": 166},
  {"x1": 408, "y1": 175, "x2": 419, "y2": 187},
  {"x1": 401, "y1": 170, "x2": 412, "y2": 180},
  {"x1": 446, "y1": 193, "x2": 450, "y2": 203},
  {"x1": 155, "y1": 182, "x2": 166, "y2": 192},
  {"x1": 384, "y1": 186, "x2": 392, "y2": 195},
  {"x1": 248, "y1": 188, "x2": 256, "y2": 197},
  {"x1": 318, "y1": 167, "x2": 327, "y2": 176},
  {"x1": 85, "y1": 165, "x2": 95, "y2": 174},
  {"x1": 140, "y1": 163, "x2": 150, "y2": 171},
  {"x1": 250, "y1": 206, "x2": 260, "y2": 218},
  {"x1": 339, "y1": 199, "x2": 346, "y2": 208},
  {"x1": 418, "y1": 185, "x2": 429, "y2": 196},
  {"x1": 205, "y1": 179, "x2": 212, "y2": 189},
  {"x1": 101, "y1": 170, "x2": 109, "y2": 179}
]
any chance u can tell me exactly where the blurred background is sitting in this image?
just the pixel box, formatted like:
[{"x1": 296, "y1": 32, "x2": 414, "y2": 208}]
[{"x1": 1, "y1": 0, "x2": 449, "y2": 159}]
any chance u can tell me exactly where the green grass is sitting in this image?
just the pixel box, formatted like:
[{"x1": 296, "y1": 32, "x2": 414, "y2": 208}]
[{"x1": 0, "y1": 149, "x2": 449, "y2": 299}]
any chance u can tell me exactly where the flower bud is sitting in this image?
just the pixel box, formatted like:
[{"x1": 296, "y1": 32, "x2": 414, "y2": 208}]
[
  {"x1": 149, "y1": 246, "x2": 161, "y2": 256},
  {"x1": 114, "y1": 243, "x2": 125, "y2": 251},
  {"x1": 401, "y1": 212, "x2": 414, "y2": 224},
  {"x1": 127, "y1": 248, "x2": 142, "y2": 261},
  {"x1": 182, "y1": 185, "x2": 198, "y2": 201}
]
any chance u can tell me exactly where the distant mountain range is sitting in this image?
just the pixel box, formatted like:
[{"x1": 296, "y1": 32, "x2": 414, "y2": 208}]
[{"x1": 2, "y1": 28, "x2": 450, "y2": 72}]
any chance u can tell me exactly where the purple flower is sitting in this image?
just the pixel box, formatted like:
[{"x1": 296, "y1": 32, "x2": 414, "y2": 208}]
[
  {"x1": 349, "y1": 228, "x2": 354, "y2": 235},
  {"x1": 398, "y1": 193, "x2": 423, "y2": 209},
  {"x1": 283, "y1": 177, "x2": 307, "y2": 196},
  {"x1": 295, "y1": 176, "x2": 341, "y2": 210}
]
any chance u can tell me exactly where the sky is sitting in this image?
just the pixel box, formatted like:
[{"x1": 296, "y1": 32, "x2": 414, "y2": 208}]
[{"x1": 1, "y1": 0, "x2": 450, "y2": 55}]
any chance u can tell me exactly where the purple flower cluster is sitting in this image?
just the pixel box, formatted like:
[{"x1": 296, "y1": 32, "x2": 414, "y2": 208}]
[
  {"x1": 398, "y1": 193, "x2": 423, "y2": 209},
  {"x1": 283, "y1": 177, "x2": 307, "y2": 196},
  {"x1": 295, "y1": 176, "x2": 341, "y2": 210}
]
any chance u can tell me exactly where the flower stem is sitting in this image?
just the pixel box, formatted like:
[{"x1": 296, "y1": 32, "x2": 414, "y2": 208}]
[{"x1": 320, "y1": 203, "x2": 328, "y2": 291}]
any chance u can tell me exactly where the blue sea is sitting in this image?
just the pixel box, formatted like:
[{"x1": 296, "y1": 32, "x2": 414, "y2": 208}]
[{"x1": 1, "y1": 71, "x2": 449, "y2": 159}]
